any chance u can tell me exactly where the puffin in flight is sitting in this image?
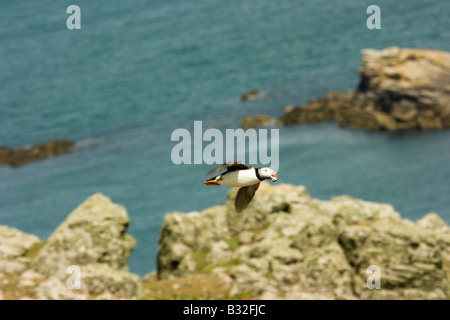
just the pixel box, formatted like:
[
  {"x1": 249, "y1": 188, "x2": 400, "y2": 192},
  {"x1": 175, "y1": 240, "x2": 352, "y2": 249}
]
[{"x1": 204, "y1": 161, "x2": 278, "y2": 213}]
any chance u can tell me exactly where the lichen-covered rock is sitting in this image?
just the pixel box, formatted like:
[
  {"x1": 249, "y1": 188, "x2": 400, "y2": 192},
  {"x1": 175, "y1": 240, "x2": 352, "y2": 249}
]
[
  {"x1": 157, "y1": 206, "x2": 230, "y2": 279},
  {"x1": 33, "y1": 264, "x2": 142, "y2": 300},
  {"x1": 0, "y1": 193, "x2": 141, "y2": 300},
  {"x1": 17, "y1": 270, "x2": 45, "y2": 288},
  {"x1": 34, "y1": 276, "x2": 88, "y2": 300},
  {"x1": 339, "y1": 223, "x2": 448, "y2": 299},
  {"x1": 31, "y1": 193, "x2": 136, "y2": 277},
  {"x1": 0, "y1": 226, "x2": 41, "y2": 274},
  {"x1": 157, "y1": 183, "x2": 450, "y2": 300},
  {"x1": 1, "y1": 186, "x2": 448, "y2": 300},
  {"x1": 79, "y1": 264, "x2": 141, "y2": 298}
]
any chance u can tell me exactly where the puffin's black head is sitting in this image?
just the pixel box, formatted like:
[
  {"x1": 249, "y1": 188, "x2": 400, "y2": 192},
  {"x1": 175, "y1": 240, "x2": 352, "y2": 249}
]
[{"x1": 257, "y1": 167, "x2": 278, "y2": 182}]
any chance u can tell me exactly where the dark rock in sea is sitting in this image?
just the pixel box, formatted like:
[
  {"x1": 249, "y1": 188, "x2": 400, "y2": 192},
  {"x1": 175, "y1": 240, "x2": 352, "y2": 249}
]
[
  {"x1": 0, "y1": 140, "x2": 74, "y2": 167},
  {"x1": 274, "y1": 47, "x2": 450, "y2": 131},
  {"x1": 240, "y1": 89, "x2": 264, "y2": 102}
]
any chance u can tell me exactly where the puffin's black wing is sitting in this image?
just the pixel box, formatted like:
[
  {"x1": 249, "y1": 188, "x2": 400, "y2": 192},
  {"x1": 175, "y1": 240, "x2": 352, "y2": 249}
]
[
  {"x1": 205, "y1": 161, "x2": 252, "y2": 176},
  {"x1": 235, "y1": 183, "x2": 260, "y2": 213}
]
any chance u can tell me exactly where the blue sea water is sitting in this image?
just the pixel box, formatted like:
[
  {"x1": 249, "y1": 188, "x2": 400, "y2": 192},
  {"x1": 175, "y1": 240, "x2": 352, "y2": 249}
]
[{"x1": 0, "y1": 0, "x2": 449, "y2": 276}]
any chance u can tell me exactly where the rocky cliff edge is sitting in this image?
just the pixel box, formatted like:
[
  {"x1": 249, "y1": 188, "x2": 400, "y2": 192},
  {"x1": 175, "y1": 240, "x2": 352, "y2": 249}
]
[{"x1": 1, "y1": 185, "x2": 449, "y2": 300}]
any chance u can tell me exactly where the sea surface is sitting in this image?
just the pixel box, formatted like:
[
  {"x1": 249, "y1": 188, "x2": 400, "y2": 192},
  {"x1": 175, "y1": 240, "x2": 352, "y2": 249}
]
[{"x1": 1, "y1": 0, "x2": 449, "y2": 276}]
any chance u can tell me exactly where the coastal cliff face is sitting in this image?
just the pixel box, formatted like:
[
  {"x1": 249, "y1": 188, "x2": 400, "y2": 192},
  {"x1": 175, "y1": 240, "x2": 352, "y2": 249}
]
[
  {"x1": 157, "y1": 184, "x2": 450, "y2": 299},
  {"x1": 1, "y1": 186, "x2": 449, "y2": 299},
  {"x1": 244, "y1": 47, "x2": 450, "y2": 131}
]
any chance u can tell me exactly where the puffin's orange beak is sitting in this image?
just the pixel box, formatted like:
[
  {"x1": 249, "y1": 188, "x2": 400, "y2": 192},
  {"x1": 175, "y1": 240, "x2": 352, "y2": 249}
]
[{"x1": 270, "y1": 173, "x2": 278, "y2": 182}]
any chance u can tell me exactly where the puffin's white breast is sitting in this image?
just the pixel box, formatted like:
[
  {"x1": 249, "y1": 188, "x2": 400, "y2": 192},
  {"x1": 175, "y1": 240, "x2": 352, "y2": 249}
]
[{"x1": 218, "y1": 169, "x2": 259, "y2": 187}]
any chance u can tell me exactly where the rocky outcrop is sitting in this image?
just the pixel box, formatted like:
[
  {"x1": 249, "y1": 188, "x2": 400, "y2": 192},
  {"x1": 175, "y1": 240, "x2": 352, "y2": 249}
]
[
  {"x1": 157, "y1": 183, "x2": 450, "y2": 299},
  {"x1": 1, "y1": 186, "x2": 449, "y2": 299},
  {"x1": 246, "y1": 47, "x2": 450, "y2": 130},
  {"x1": 30, "y1": 193, "x2": 136, "y2": 276},
  {"x1": 0, "y1": 193, "x2": 141, "y2": 300},
  {"x1": 0, "y1": 140, "x2": 74, "y2": 167},
  {"x1": 277, "y1": 92, "x2": 353, "y2": 127}
]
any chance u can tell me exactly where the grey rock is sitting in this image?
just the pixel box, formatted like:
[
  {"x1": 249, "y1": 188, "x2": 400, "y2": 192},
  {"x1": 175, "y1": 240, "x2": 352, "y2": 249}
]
[
  {"x1": 157, "y1": 183, "x2": 450, "y2": 299},
  {"x1": 0, "y1": 226, "x2": 41, "y2": 274},
  {"x1": 1, "y1": 193, "x2": 141, "y2": 300},
  {"x1": 31, "y1": 193, "x2": 136, "y2": 277}
]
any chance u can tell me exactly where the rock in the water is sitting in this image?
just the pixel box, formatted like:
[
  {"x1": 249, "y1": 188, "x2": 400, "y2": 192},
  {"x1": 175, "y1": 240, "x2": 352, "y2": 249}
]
[
  {"x1": 277, "y1": 92, "x2": 354, "y2": 126},
  {"x1": 0, "y1": 140, "x2": 74, "y2": 166},
  {"x1": 157, "y1": 183, "x2": 450, "y2": 300},
  {"x1": 240, "y1": 89, "x2": 264, "y2": 102},
  {"x1": 277, "y1": 47, "x2": 450, "y2": 131},
  {"x1": 240, "y1": 114, "x2": 273, "y2": 129}
]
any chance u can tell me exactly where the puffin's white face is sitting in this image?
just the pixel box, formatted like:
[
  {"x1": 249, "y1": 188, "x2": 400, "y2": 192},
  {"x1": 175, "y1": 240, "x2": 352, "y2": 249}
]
[{"x1": 258, "y1": 167, "x2": 278, "y2": 182}]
